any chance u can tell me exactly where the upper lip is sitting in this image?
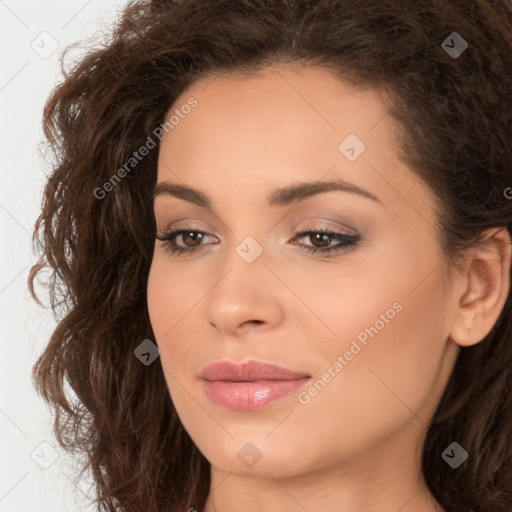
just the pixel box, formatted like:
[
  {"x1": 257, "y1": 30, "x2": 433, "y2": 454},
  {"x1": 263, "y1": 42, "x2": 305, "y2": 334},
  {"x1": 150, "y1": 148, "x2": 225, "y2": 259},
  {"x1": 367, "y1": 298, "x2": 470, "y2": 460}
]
[{"x1": 199, "y1": 360, "x2": 311, "y2": 382}]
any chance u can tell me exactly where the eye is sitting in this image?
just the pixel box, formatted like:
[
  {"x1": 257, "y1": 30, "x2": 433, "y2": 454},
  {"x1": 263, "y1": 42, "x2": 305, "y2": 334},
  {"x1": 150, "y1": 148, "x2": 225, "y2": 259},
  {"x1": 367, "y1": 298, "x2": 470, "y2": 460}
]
[
  {"x1": 291, "y1": 227, "x2": 361, "y2": 256},
  {"x1": 155, "y1": 224, "x2": 361, "y2": 257},
  {"x1": 155, "y1": 225, "x2": 216, "y2": 257}
]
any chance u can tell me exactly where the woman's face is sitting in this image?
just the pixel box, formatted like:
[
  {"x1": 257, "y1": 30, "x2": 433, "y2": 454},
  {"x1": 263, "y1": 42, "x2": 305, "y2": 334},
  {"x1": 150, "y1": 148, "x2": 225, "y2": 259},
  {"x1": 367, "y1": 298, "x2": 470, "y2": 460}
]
[{"x1": 147, "y1": 64, "x2": 460, "y2": 482}]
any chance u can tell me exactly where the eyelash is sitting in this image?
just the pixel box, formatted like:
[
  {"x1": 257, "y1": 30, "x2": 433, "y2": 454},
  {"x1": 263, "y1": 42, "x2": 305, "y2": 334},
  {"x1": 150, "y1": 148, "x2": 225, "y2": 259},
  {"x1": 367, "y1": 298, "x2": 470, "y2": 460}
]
[{"x1": 156, "y1": 224, "x2": 361, "y2": 257}]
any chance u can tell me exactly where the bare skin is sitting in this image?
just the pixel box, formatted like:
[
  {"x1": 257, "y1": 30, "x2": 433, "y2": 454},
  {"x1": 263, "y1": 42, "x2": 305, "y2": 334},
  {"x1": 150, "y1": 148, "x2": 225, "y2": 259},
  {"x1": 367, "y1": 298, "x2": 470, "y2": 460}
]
[{"x1": 146, "y1": 63, "x2": 511, "y2": 512}]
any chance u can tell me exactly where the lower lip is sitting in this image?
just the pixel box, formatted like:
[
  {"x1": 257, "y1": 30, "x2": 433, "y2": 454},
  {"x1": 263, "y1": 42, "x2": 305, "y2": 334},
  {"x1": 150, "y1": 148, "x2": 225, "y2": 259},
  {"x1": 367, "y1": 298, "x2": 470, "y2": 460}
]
[{"x1": 202, "y1": 378, "x2": 310, "y2": 411}]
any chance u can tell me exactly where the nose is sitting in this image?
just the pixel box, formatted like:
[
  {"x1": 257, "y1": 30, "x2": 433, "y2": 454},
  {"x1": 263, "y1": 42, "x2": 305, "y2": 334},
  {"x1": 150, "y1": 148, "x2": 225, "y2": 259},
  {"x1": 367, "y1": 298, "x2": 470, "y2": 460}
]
[{"x1": 204, "y1": 255, "x2": 286, "y2": 336}]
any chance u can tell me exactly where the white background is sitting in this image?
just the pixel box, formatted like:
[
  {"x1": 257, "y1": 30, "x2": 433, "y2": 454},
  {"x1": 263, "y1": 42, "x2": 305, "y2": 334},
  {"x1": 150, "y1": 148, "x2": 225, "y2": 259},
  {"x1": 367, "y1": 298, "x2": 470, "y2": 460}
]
[{"x1": 1, "y1": 1, "x2": 131, "y2": 510}]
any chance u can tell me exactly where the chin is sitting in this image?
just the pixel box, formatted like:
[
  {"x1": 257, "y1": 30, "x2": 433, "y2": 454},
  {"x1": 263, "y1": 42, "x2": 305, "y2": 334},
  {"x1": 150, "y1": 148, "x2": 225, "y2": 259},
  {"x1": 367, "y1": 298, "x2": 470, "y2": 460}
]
[{"x1": 195, "y1": 433, "x2": 313, "y2": 478}]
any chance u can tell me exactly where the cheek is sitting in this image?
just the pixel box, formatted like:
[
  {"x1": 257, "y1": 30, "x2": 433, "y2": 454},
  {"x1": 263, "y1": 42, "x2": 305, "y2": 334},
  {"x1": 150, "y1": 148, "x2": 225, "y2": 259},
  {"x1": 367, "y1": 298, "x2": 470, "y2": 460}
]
[
  {"x1": 147, "y1": 280, "x2": 209, "y2": 439},
  {"x1": 147, "y1": 255, "x2": 195, "y2": 338},
  {"x1": 290, "y1": 284, "x2": 448, "y2": 467},
  {"x1": 306, "y1": 243, "x2": 448, "y2": 410},
  {"x1": 147, "y1": 258, "x2": 167, "y2": 337},
  {"x1": 146, "y1": 257, "x2": 203, "y2": 375},
  {"x1": 315, "y1": 269, "x2": 448, "y2": 430}
]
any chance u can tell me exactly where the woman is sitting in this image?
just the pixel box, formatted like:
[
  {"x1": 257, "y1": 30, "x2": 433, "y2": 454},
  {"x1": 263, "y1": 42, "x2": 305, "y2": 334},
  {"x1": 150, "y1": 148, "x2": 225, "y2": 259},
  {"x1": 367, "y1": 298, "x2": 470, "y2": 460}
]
[{"x1": 29, "y1": 0, "x2": 512, "y2": 511}]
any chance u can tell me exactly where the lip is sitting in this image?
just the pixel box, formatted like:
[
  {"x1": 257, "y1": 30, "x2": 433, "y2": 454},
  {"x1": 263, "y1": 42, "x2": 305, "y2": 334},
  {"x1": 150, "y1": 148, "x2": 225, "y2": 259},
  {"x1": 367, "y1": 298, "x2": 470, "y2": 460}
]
[{"x1": 199, "y1": 360, "x2": 311, "y2": 411}]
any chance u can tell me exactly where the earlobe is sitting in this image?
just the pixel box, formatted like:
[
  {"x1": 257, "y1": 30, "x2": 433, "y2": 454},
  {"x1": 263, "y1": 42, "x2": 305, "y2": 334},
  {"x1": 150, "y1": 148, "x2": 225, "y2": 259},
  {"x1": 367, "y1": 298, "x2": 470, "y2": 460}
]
[{"x1": 449, "y1": 227, "x2": 512, "y2": 348}]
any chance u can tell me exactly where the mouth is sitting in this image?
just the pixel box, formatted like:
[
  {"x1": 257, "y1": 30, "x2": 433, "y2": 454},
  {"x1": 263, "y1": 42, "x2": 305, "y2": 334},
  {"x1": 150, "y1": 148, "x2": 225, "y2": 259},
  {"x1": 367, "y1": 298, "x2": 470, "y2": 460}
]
[{"x1": 199, "y1": 360, "x2": 311, "y2": 411}]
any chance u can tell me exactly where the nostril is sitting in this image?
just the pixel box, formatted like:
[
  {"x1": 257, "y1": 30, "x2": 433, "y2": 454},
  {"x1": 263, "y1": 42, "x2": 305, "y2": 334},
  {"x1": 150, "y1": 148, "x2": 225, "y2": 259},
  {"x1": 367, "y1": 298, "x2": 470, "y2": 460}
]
[{"x1": 241, "y1": 320, "x2": 263, "y2": 327}]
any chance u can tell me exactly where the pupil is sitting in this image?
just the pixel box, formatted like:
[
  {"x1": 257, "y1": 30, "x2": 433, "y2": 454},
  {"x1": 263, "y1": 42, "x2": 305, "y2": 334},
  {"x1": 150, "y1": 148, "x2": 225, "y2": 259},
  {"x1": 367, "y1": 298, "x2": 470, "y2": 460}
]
[
  {"x1": 184, "y1": 231, "x2": 202, "y2": 246},
  {"x1": 313, "y1": 233, "x2": 330, "y2": 247}
]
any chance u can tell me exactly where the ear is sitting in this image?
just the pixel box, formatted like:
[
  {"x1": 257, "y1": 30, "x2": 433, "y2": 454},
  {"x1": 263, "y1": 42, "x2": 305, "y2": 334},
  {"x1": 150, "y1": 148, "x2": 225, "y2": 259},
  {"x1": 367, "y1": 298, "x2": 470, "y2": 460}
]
[{"x1": 449, "y1": 227, "x2": 512, "y2": 347}]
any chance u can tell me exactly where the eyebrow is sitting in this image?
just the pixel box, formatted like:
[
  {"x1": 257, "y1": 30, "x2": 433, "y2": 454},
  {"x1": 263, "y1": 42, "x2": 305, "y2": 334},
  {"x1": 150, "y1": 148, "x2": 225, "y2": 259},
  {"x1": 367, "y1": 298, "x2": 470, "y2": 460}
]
[{"x1": 154, "y1": 178, "x2": 382, "y2": 209}]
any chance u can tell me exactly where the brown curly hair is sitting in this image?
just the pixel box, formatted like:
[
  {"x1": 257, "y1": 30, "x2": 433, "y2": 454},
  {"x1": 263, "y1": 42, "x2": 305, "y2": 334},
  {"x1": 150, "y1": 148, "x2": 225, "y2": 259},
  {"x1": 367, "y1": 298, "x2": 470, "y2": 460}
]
[{"x1": 29, "y1": 0, "x2": 512, "y2": 510}]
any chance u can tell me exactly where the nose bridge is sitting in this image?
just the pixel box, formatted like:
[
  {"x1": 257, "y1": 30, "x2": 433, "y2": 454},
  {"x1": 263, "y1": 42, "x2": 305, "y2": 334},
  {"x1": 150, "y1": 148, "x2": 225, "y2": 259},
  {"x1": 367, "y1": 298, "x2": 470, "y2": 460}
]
[
  {"x1": 213, "y1": 231, "x2": 269, "y2": 294},
  {"x1": 234, "y1": 233, "x2": 266, "y2": 265},
  {"x1": 216, "y1": 202, "x2": 271, "y2": 266},
  {"x1": 203, "y1": 228, "x2": 286, "y2": 333}
]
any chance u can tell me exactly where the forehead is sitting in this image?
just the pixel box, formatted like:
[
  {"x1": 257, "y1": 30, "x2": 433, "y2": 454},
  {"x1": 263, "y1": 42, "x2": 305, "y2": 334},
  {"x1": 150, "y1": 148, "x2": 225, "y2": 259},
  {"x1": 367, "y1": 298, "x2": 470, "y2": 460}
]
[
  {"x1": 155, "y1": 64, "x2": 433, "y2": 223},
  {"x1": 161, "y1": 65, "x2": 392, "y2": 157},
  {"x1": 158, "y1": 65, "x2": 394, "y2": 173}
]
